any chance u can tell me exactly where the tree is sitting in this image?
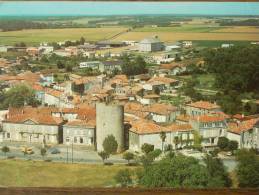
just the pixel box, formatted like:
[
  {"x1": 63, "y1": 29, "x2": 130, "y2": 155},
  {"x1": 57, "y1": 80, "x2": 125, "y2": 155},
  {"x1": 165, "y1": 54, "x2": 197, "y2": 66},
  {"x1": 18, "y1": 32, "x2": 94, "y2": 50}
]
[
  {"x1": 236, "y1": 149, "x2": 259, "y2": 187},
  {"x1": 40, "y1": 148, "x2": 47, "y2": 160},
  {"x1": 203, "y1": 154, "x2": 231, "y2": 187},
  {"x1": 80, "y1": 37, "x2": 85, "y2": 45},
  {"x1": 138, "y1": 154, "x2": 209, "y2": 188},
  {"x1": 159, "y1": 132, "x2": 166, "y2": 152},
  {"x1": 65, "y1": 64, "x2": 73, "y2": 72},
  {"x1": 141, "y1": 143, "x2": 154, "y2": 155},
  {"x1": 1, "y1": 146, "x2": 10, "y2": 158},
  {"x1": 114, "y1": 169, "x2": 132, "y2": 187},
  {"x1": 228, "y1": 140, "x2": 238, "y2": 152},
  {"x1": 98, "y1": 151, "x2": 109, "y2": 164},
  {"x1": 193, "y1": 131, "x2": 203, "y2": 151},
  {"x1": 103, "y1": 135, "x2": 118, "y2": 155},
  {"x1": 217, "y1": 137, "x2": 229, "y2": 151},
  {"x1": 123, "y1": 152, "x2": 134, "y2": 165},
  {"x1": 121, "y1": 55, "x2": 147, "y2": 76},
  {"x1": 57, "y1": 61, "x2": 65, "y2": 69},
  {"x1": 174, "y1": 136, "x2": 180, "y2": 150},
  {"x1": 2, "y1": 84, "x2": 39, "y2": 108},
  {"x1": 148, "y1": 149, "x2": 162, "y2": 160}
]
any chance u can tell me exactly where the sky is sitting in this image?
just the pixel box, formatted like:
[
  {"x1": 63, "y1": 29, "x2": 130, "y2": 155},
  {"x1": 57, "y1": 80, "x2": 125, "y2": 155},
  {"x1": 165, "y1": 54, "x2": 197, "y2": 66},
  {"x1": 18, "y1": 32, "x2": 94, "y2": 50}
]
[{"x1": 0, "y1": 2, "x2": 259, "y2": 16}]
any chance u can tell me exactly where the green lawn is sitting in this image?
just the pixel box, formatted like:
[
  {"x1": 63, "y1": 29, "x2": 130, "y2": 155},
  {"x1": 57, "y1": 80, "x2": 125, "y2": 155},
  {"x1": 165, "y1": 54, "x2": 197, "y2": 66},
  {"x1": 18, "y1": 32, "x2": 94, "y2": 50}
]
[
  {"x1": 195, "y1": 74, "x2": 216, "y2": 90},
  {"x1": 0, "y1": 159, "x2": 138, "y2": 187}
]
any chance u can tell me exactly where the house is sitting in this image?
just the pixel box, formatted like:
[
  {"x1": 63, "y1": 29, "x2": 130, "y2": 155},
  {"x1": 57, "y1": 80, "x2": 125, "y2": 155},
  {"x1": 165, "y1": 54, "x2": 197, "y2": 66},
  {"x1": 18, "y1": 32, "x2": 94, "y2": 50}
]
[
  {"x1": 39, "y1": 74, "x2": 54, "y2": 86},
  {"x1": 165, "y1": 42, "x2": 181, "y2": 51},
  {"x1": 138, "y1": 36, "x2": 164, "y2": 52},
  {"x1": 65, "y1": 46, "x2": 79, "y2": 56},
  {"x1": 182, "y1": 41, "x2": 192, "y2": 48},
  {"x1": 79, "y1": 61, "x2": 101, "y2": 69},
  {"x1": 151, "y1": 52, "x2": 176, "y2": 64},
  {"x1": 128, "y1": 119, "x2": 193, "y2": 151},
  {"x1": 228, "y1": 118, "x2": 259, "y2": 149},
  {"x1": 143, "y1": 76, "x2": 179, "y2": 93},
  {"x1": 82, "y1": 51, "x2": 96, "y2": 58},
  {"x1": 143, "y1": 103, "x2": 180, "y2": 123},
  {"x1": 26, "y1": 47, "x2": 39, "y2": 56},
  {"x1": 221, "y1": 43, "x2": 234, "y2": 48},
  {"x1": 38, "y1": 46, "x2": 54, "y2": 54},
  {"x1": 2, "y1": 111, "x2": 64, "y2": 144},
  {"x1": 186, "y1": 101, "x2": 221, "y2": 116},
  {"x1": 63, "y1": 119, "x2": 95, "y2": 147},
  {"x1": 99, "y1": 60, "x2": 123, "y2": 73},
  {"x1": 136, "y1": 94, "x2": 160, "y2": 105},
  {"x1": 190, "y1": 115, "x2": 227, "y2": 147},
  {"x1": 159, "y1": 63, "x2": 187, "y2": 76},
  {"x1": 32, "y1": 84, "x2": 45, "y2": 103},
  {"x1": 54, "y1": 49, "x2": 71, "y2": 57}
]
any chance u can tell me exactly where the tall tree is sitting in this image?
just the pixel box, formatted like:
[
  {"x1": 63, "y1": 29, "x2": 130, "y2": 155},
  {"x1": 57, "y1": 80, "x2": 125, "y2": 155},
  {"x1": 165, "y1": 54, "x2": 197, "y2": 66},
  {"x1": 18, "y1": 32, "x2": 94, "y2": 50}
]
[
  {"x1": 159, "y1": 132, "x2": 166, "y2": 152},
  {"x1": 1, "y1": 146, "x2": 10, "y2": 158},
  {"x1": 103, "y1": 135, "x2": 118, "y2": 155},
  {"x1": 236, "y1": 149, "x2": 259, "y2": 187}
]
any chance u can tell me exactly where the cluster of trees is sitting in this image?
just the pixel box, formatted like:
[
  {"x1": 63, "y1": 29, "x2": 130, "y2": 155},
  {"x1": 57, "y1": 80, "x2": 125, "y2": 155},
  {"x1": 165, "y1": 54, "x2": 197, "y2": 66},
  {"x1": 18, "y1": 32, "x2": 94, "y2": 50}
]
[
  {"x1": 121, "y1": 55, "x2": 148, "y2": 76},
  {"x1": 0, "y1": 84, "x2": 40, "y2": 109},
  {"x1": 115, "y1": 151, "x2": 231, "y2": 188},
  {"x1": 236, "y1": 149, "x2": 259, "y2": 187},
  {"x1": 202, "y1": 45, "x2": 259, "y2": 114},
  {"x1": 0, "y1": 19, "x2": 86, "y2": 32},
  {"x1": 63, "y1": 37, "x2": 86, "y2": 47},
  {"x1": 219, "y1": 19, "x2": 259, "y2": 26},
  {"x1": 217, "y1": 137, "x2": 238, "y2": 152},
  {"x1": 0, "y1": 20, "x2": 49, "y2": 31}
]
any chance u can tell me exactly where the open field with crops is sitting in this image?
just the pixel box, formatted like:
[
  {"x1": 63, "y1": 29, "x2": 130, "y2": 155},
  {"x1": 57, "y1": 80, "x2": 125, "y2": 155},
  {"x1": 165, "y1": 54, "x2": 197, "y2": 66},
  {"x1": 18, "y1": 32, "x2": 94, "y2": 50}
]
[
  {"x1": 0, "y1": 24, "x2": 258, "y2": 46},
  {"x1": 0, "y1": 159, "x2": 137, "y2": 187},
  {"x1": 133, "y1": 25, "x2": 224, "y2": 33},
  {"x1": 113, "y1": 31, "x2": 259, "y2": 42},
  {"x1": 0, "y1": 27, "x2": 127, "y2": 45}
]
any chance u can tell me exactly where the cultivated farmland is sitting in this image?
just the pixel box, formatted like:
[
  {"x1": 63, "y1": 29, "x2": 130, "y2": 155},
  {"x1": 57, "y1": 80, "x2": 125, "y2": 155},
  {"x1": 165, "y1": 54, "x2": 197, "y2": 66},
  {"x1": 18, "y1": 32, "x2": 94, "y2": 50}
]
[{"x1": 0, "y1": 27, "x2": 127, "y2": 45}]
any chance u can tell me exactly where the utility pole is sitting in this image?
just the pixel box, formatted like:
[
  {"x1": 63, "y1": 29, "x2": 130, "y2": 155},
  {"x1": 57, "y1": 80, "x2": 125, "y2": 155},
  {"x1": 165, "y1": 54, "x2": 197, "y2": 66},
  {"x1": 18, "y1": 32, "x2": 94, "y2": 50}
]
[
  {"x1": 71, "y1": 138, "x2": 74, "y2": 164},
  {"x1": 66, "y1": 144, "x2": 68, "y2": 163}
]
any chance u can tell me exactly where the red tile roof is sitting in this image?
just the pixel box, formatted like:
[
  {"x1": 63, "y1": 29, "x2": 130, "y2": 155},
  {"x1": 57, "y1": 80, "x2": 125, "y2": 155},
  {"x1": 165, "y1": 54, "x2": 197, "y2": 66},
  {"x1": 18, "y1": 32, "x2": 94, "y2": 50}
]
[
  {"x1": 65, "y1": 119, "x2": 96, "y2": 128},
  {"x1": 191, "y1": 115, "x2": 226, "y2": 123},
  {"x1": 143, "y1": 103, "x2": 178, "y2": 115},
  {"x1": 186, "y1": 101, "x2": 220, "y2": 110},
  {"x1": 176, "y1": 114, "x2": 190, "y2": 122},
  {"x1": 228, "y1": 118, "x2": 259, "y2": 134},
  {"x1": 147, "y1": 76, "x2": 178, "y2": 85},
  {"x1": 4, "y1": 114, "x2": 63, "y2": 125}
]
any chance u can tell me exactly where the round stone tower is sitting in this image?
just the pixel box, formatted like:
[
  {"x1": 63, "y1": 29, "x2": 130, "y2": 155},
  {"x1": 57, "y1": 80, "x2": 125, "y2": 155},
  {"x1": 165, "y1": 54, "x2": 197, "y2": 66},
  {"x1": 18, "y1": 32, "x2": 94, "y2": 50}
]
[{"x1": 96, "y1": 102, "x2": 124, "y2": 152}]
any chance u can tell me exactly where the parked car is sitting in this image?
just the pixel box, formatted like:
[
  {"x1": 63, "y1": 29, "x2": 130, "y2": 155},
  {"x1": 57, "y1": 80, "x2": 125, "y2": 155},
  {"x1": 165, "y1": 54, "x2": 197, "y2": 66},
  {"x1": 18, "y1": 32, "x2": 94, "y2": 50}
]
[{"x1": 49, "y1": 148, "x2": 61, "y2": 154}]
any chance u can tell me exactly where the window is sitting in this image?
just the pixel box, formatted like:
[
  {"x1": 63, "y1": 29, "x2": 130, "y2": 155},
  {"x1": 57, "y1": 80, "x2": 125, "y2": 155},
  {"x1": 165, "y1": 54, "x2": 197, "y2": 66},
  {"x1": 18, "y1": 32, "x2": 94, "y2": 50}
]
[
  {"x1": 80, "y1": 137, "x2": 83, "y2": 144},
  {"x1": 74, "y1": 137, "x2": 77, "y2": 143},
  {"x1": 66, "y1": 137, "x2": 70, "y2": 143},
  {"x1": 6, "y1": 133, "x2": 10, "y2": 138}
]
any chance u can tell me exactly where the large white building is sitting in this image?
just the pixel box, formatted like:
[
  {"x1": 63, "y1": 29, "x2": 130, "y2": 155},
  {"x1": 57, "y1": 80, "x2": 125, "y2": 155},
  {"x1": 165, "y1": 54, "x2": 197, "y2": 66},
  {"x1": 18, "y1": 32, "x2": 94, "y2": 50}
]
[{"x1": 138, "y1": 36, "x2": 164, "y2": 52}]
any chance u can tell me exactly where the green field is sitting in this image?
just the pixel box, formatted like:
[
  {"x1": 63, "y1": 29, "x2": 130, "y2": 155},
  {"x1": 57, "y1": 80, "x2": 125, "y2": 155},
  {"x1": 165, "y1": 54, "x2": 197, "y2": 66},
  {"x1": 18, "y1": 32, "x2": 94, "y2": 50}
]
[
  {"x1": 0, "y1": 159, "x2": 137, "y2": 187},
  {"x1": 192, "y1": 40, "x2": 252, "y2": 48},
  {"x1": 0, "y1": 27, "x2": 127, "y2": 45},
  {"x1": 134, "y1": 25, "x2": 223, "y2": 33}
]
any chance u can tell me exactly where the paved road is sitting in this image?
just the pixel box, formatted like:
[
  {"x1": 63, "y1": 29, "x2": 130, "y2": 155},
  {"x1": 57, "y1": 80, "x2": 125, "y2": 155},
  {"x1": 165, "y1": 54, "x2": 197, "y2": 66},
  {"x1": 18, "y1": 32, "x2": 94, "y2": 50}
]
[
  {"x1": 0, "y1": 142, "x2": 238, "y2": 171},
  {"x1": 0, "y1": 142, "x2": 127, "y2": 164}
]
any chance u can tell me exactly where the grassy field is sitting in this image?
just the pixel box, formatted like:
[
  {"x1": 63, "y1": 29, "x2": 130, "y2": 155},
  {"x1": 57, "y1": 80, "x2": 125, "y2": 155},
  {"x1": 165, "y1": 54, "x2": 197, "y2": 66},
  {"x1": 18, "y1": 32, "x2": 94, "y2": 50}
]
[
  {"x1": 192, "y1": 40, "x2": 252, "y2": 48},
  {"x1": 134, "y1": 25, "x2": 223, "y2": 33},
  {"x1": 114, "y1": 31, "x2": 259, "y2": 42},
  {"x1": 0, "y1": 159, "x2": 138, "y2": 187},
  {"x1": 0, "y1": 27, "x2": 127, "y2": 45}
]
